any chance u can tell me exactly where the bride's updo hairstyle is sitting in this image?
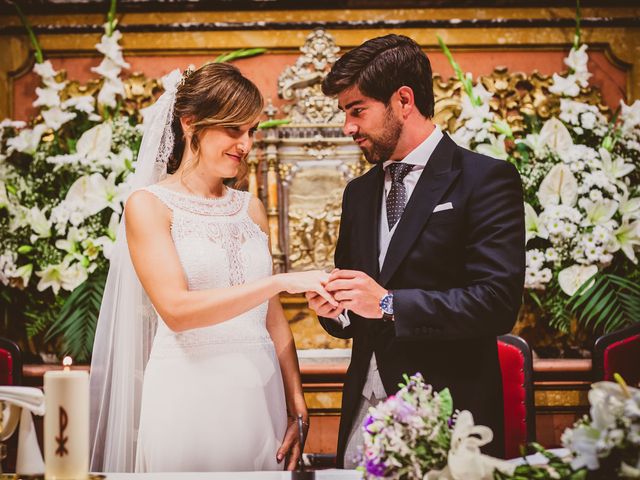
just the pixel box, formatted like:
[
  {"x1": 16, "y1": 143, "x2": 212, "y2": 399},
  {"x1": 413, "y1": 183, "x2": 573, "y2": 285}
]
[{"x1": 167, "y1": 62, "x2": 264, "y2": 179}]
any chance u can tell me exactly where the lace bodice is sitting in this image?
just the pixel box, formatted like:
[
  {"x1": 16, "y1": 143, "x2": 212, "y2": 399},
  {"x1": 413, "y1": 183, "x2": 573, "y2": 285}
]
[{"x1": 142, "y1": 184, "x2": 273, "y2": 355}]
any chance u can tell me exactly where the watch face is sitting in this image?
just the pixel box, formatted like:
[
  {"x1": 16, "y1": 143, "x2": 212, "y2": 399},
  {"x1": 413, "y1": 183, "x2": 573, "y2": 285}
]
[{"x1": 380, "y1": 294, "x2": 393, "y2": 315}]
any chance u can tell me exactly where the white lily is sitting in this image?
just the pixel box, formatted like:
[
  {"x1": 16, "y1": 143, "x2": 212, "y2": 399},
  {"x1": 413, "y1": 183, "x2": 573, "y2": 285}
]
[
  {"x1": 619, "y1": 99, "x2": 640, "y2": 133},
  {"x1": 9, "y1": 205, "x2": 29, "y2": 232},
  {"x1": 599, "y1": 148, "x2": 635, "y2": 181},
  {"x1": 95, "y1": 30, "x2": 130, "y2": 69},
  {"x1": 6, "y1": 124, "x2": 48, "y2": 155},
  {"x1": 27, "y1": 206, "x2": 52, "y2": 242},
  {"x1": 582, "y1": 198, "x2": 619, "y2": 226},
  {"x1": 618, "y1": 188, "x2": 640, "y2": 221},
  {"x1": 517, "y1": 133, "x2": 547, "y2": 158},
  {"x1": 94, "y1": 212, "x2": 120, "y2": 260},
  {"x1": 549, "y1": 73, "x2": 580, "y2": 97},
  {"x1": 13, "y1": 263, "x2": 33, "y2": 288},
  {"x1": 564, "y1": 44, "x2": 592, "y2": 87},
  {"x1": 539, "y1": 117, "x2": 574, "y2": 157},
  {"x1": 610, "y1": 220, "x2": 640, "y2": 263},
  {"x1": 524, "y1": 203, "x2": 549, "y2": 243},
  {"x1": 42, "y1": 107, "x2": 76, "y2": 131},
  {"x1": 475, "y1": 134, "x2": 508, "y2": 160},
  {"x1": 55, "y1": 227, "x2": 86, "y2": 263},
  {"x1": 75, "y1": 122, "x2": 113, "y2": 163},
  {"x1": 62, "y1": 95, "x2": 96, "y2": 114},
  {"x1": 563, "y1": 423, "x2": 601, "y2": 471},
  {"x1": 558, "y1": 264, "x2": 598, "y2": 296},
  {"x1": 32, "y1": 60, "x2": 56, "y2": 79},
  {"x1": 106, "y1": 146, "x2": 133, "y2": 174},
  {"x1": 97, "y1": 78, "x2": 125, "y2": 108},
  {"x1": 33, "y1": 86, "x2": 61, "y2": 108},
  {"x1": 36, "y1": 263, "x2": 65, "y2": 295},
  {"x1": 92, "y1": 57, "x2": 125, "y2": 81},
  {"x1": 538, "y1": 164, "x2": 579, "y2": 207},
  {"x1": 93, "y1": 171, "x2": 128, "y2": 213},
  {"x1": 61, "y1": 261, "x2": 88, "y2": 292}
]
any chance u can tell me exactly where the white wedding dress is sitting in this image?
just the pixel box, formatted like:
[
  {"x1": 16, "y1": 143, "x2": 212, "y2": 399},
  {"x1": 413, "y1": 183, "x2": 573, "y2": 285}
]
[{"x1": 134, "y1": 184, "x2": 287, "y2": 472}]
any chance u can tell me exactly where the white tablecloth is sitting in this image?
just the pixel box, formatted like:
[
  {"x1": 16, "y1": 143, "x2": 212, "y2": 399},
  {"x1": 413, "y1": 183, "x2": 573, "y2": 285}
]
[
  {"x1": 102, "y1": 470, "x2": 362, "y2": 479},
  {"x1": 506, "y1": 448, "x2": 570, "y2": 466}
]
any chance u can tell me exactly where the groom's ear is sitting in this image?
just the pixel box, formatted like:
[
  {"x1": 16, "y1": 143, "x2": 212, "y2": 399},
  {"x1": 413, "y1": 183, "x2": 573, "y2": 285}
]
[{"x1": 395, "y1": 86, "x2": 416, "y2": 119}]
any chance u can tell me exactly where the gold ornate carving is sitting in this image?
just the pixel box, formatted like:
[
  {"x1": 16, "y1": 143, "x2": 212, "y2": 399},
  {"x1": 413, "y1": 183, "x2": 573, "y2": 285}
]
[
  {"x1": 277, "y1": 29, "x2": 344, "y2": 125},
  {"x1": 433, "y1": 67, "x2": 610, "y2": 135},
  {"x1": 55, "y1": 71, "x2": 161, "y2": 123},
  {"x1": 288, "y1": 199, "x2": 341, "y2": 272}
]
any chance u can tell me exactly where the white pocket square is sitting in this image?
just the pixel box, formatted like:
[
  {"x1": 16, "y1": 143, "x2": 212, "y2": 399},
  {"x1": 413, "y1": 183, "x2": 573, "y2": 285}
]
[{"x1": 433, "y1": 202, "x2": 453, "y2": 213}]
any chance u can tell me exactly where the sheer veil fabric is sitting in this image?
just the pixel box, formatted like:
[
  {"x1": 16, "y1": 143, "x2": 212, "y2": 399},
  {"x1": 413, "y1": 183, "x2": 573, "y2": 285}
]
[{"x1": 89, "y1": 69, "x2": 182, "y2": 472}]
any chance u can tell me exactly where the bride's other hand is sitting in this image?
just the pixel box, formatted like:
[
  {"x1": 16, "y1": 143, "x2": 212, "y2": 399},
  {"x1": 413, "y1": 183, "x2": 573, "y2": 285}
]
[
  {"x1": 276, "y1": 270, "x2": 337, "y2": 307},
  {"x1": 276, "y1": 417, "x2": 308, "y2": 470}
]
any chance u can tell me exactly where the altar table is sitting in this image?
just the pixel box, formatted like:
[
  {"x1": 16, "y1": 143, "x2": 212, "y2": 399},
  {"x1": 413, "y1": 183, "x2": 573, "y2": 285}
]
[{"x1": 102, "y1": 470, "x2": 362, "y2": 479}]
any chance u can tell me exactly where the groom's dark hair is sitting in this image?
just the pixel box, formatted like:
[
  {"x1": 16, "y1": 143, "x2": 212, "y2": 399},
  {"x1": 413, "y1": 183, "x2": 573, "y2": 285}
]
[{"x1": 322, "y1": 34, "x2": 435, "y2": 118}]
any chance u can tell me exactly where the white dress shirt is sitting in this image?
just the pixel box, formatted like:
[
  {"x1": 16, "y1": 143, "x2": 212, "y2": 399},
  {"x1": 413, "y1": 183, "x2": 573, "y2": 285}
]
[{"x1": 335, "y1": 125, "x2": 444, "y2": 400}]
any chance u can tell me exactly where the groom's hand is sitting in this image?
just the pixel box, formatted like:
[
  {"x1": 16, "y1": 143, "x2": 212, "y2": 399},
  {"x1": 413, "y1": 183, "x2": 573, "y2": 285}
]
[
  {"x1": 325, "y1": 270, "x2": 386, "y2": 319},
  {"x1": 305, "y1": 291, "x2": 344, "y2": 318}
]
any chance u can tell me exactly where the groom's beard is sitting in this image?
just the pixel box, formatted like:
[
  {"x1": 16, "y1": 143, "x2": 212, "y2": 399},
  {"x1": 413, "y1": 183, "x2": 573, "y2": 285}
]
[{"x1": 355, "y1": 107, "x2": 403, "y2": 164}]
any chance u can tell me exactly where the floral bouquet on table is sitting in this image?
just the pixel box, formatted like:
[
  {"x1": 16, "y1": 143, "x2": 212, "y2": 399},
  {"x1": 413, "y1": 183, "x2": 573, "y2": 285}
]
[
  {"x1": 359, "y1": 373, "x2": 516, "y2": 480},
  {"x1": 360, "y1": 373, "x2": 639, "y2": 479}
]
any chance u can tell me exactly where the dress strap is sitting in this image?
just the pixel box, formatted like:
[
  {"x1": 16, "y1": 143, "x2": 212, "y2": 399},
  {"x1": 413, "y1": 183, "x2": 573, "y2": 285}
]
[{"x1": 240, "y1": 190, "x2": 253, "y2": 216}]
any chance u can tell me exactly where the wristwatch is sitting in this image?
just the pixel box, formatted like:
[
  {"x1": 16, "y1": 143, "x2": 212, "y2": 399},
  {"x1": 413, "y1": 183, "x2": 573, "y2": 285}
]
[{"x1": 379, "y1": 291, "x2": 394, "y2": 322}]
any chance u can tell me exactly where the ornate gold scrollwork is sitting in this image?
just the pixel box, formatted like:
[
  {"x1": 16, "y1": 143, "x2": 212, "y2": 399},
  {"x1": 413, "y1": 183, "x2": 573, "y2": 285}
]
[{"x1": 433, "y1": 66, "x2": 609, "y2": 135}]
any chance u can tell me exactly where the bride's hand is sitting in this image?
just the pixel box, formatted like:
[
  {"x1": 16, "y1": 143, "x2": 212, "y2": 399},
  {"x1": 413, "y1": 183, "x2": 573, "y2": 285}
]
[
  {"x1": 276, "y1": 416, "x2": 309, "y2": 470},
  {"x1": 276, "y1": 270, "x2": 338, "y2": 307}
]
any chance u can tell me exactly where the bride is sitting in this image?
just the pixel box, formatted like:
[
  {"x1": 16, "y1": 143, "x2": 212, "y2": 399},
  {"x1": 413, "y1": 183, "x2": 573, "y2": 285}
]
[{"x1": 89, "y1": 62, "x2": 336, "y2": 472}]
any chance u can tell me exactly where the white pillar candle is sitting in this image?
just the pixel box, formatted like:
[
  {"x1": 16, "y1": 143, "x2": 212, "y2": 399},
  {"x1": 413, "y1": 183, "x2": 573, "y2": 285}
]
[{"x1": 44, "y1": 357, "x2": 89, "y2": 480}]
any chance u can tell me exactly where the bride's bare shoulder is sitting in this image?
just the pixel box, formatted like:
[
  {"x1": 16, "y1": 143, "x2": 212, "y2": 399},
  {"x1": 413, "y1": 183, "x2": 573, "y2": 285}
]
[{"x1": 125, "y1": 189, "x2": 171, "y2": 230}]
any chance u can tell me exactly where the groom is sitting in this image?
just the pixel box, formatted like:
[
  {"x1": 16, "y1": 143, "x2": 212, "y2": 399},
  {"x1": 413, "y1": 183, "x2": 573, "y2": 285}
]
[{"x1": 306, "y1": 34, "x2": 525, "y2": 467}]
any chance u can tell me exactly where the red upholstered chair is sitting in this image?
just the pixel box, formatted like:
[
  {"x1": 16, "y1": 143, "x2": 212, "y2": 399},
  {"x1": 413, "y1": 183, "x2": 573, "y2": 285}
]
[
  {"x1": 0, "y1": 337, "x2": 22, "y2": 386},
  {"x1": 497, "y1": 334, "x2": 535, "y2": 459},
  {"x1": 593, "y1": 323, "x2": 640, "y2": 387}
]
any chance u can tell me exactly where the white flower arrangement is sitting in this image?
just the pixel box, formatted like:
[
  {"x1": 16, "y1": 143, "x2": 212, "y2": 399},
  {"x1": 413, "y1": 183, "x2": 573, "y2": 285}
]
[
  {"x1": 440, "y1": 33, "x2": 640, "y2": 339},
  {"x1": 0, "y1": 3, "x2": 140, "y2": 360}
]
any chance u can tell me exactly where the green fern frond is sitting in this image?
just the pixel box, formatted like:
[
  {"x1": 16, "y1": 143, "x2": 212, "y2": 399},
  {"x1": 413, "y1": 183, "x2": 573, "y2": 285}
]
[
  {"x1": 567, "y1": 273, "x2": 640, "y2": 334},
  {"x1": 46, "y1": 274, "x2": 106, "y2": 362}
]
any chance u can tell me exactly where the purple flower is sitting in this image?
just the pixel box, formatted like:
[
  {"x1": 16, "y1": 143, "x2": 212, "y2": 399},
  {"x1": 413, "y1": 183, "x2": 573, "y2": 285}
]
[
  {"x1": 365, "y1": 458, "x2": 386, "y2": 477},
  {"x1": 364, "y1": 414, "x2": 376, "y2": 433}
]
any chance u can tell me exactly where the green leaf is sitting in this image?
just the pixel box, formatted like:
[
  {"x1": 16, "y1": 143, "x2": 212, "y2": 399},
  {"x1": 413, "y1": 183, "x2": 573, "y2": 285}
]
[
  {"x1": 568, "y1": 273, "x2": 640, "y2": 334},
  {"x1": 214, "y1": 48, "x2": 267, "y2": 64},
  {"x1": 573, "y1": 0, "x2": 582, "y2": 49},
  {"x1": 258, "y1": 119, "x2": 291, "y2": 129},
  {"x1": 438, "y1": 388, "x2": 453, "y2": 420},
  {"x1": 13, "y1": 3, "x2": 44, "y2": 63},
  {"x1": 45, "y1": 273, "x2": 106, "y2": 362}
]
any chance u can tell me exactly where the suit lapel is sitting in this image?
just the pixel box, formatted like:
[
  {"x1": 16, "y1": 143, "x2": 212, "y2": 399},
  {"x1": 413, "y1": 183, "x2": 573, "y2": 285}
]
[
  {"x1": 378, "y1": 134, "x2": 461, "y2": 286},
  {"x1": 356, "y1": 164, "x2": 384, "y2": 280}
]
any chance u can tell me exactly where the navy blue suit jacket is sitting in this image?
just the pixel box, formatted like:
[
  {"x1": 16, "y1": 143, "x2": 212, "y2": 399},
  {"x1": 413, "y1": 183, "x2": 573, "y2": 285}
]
[{"x1": 320, "y1": 133, "x2": 526, "y2": 465}]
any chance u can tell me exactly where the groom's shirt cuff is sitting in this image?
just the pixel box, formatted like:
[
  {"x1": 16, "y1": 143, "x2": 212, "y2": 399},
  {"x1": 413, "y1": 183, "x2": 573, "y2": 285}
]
[{"x1": 334, "y1": 311, "x2": 351, "y2": 329}]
